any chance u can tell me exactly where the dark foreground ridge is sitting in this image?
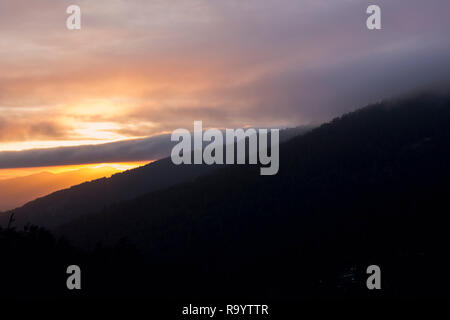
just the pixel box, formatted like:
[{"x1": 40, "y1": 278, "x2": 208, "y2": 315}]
[{"x1": 1, "y1": 91, "x2": 450, "y2": 300}]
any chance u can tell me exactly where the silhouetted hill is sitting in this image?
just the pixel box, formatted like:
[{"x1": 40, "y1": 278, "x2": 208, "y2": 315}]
[
  {"x1": 0, "y1": 127, "x2": 309, "y2": 229},
  {"x1": 54, "y1": 91, "x2": 450, "y2": 298}
]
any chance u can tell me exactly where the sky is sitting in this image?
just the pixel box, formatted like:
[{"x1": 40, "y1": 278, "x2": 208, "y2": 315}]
[{"x1": 1, "y1": 0, "x2": 450, "y2": 170}]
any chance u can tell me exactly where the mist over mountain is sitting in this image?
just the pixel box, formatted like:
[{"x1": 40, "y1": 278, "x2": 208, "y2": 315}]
[
  {"x1": 2, "y1": 91, "x2": 450, "y2": 299},
  {"x1": 2, "y1": 0, "x2": 450, "y2": 304},
  {"x1": 0, "y1": 126, "x2": 309, "y2": 228}
]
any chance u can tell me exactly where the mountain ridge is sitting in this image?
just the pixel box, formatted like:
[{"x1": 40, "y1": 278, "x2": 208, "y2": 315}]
[
  {"x1": 56, "y1": 91, "x2": 450, "y2": 249},
  {"x1": 46, "y1": 91, "x2": 450, "y2": 298},
  {"x1": 0, "y1": 126, "x2": 310, "y2": 228}
]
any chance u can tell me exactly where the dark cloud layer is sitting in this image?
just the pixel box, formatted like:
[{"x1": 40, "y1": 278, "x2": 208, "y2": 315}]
[{"x1": 0, "y1": 134, "x2": 173, "y2": 169}]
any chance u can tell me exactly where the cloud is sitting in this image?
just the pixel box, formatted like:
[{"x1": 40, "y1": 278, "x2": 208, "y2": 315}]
[
  {"x1": 0, "y1": 134, "x2": 174, "y2": 169},
  {"x1": 0, "y1": 0, "x2": 449, "y2": 150},
  {"x1": 0, "y1": 116, "x2": 69, "y2": 142}
]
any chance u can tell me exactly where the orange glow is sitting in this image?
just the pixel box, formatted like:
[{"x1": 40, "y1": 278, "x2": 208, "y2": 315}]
[
  {"x1": 0, "y1": 160, "x2": 154, "y2": 211},
  {"x1": 0, "y1": 160, "x2": 152, "y2": 181}
]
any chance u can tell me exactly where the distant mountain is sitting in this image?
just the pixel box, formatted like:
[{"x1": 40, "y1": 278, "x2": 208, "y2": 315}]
[
  {"x1": 0, "y1": 127, "x2": 310, "y2": 228},
  {"x1": 0, "y1": 167, "x2": 120, "y2": 211},
  {"x1": 53, "y1": 92, "x2": 450, "y2": 298}
]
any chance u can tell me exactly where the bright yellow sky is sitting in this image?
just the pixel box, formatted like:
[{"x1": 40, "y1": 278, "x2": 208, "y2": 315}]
[
  {"x1": 0, "y1": 160, "x2": 153, "y2": 211},
  {"x1": 0, "y1": 160, "x2": 152, "y2": 181}
]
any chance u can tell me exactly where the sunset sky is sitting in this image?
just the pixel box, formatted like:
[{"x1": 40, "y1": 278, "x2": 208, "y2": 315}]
[{"x1": 1, "y1": 0, "x2": 450, "y2": 175}]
